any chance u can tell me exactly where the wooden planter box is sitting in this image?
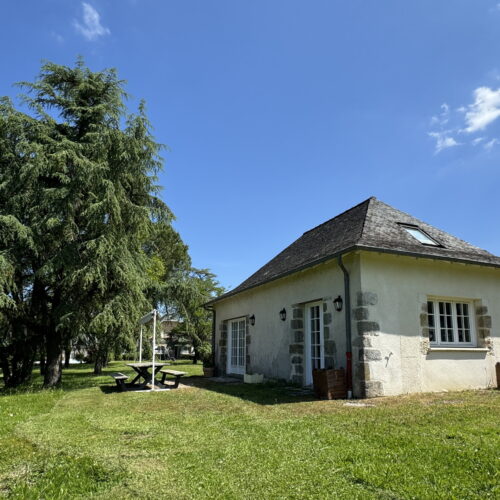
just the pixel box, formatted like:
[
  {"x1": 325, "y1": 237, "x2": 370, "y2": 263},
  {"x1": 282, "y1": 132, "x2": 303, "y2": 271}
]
[
  {"x1": 203, "y1": 366, "x2": 215, "y2": 378},
  {"x1": 312, "y1": 368, "x2": 347, "y2": 400}
]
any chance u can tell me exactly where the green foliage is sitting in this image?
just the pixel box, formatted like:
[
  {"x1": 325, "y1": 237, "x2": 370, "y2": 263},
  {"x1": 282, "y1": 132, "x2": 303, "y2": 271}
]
[
  {"x1": 0, "y1": 60, "x2": 191, "y2": 386},
  {"x1": 168, "y1": 268, "x2": 224, "y2": 363}
]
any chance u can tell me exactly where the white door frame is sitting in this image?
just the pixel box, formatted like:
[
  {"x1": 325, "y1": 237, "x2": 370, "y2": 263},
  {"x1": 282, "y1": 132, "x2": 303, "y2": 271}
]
[
  {"x1": 304, "y1": 301, "x2": 324, "y2": 385},
  {"x1": 227, "y1": 317, "x2": 246, "y2": 375}
]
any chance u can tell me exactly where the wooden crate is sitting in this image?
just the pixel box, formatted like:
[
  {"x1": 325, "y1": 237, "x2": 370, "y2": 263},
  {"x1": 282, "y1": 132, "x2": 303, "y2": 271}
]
[{"x1": 312, "y1": 368, "x2": 347, "y2": 400}]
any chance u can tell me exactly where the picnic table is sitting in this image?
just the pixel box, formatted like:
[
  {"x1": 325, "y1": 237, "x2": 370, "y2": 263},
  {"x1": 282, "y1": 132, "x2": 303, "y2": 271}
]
[{"x1": 126, "y1": 362, "x2": 170, "y2": 387}]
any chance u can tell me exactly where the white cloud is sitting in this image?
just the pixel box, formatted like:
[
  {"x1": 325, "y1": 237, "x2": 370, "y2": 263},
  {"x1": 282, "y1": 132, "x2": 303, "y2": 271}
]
[
  {"x1": 463, "y1": 87, "x2": 500, "y2": 133},
  {"x1": 484, "y1": 138, "x2": 499, "y2": 151},
  {"x1": 471, "y1": 137, "x2": 485, "y2": 146},
  {"x1": 428, "y1": 131, "x2": 460, "y2": 153},
  {"x1": 430, "y1": 102, "x2": 450, "y2": 126},
  {"x1": 74, "y1": 3, "x2": 110, "y2": 41},
  {"x1": 51, "y1": 31, "x2": 64, "y2": 44}
]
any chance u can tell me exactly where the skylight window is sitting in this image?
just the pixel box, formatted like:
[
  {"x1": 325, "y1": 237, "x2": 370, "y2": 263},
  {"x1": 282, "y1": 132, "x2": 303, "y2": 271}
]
[{"x1": 400, "y1": 225, "x2": 440, "y2": 246}]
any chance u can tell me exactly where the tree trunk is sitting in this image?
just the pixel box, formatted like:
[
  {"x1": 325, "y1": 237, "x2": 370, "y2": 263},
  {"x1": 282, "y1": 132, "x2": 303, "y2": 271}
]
[
  {"x1": 94, "y1": 347, "x2": 108, "y2": 375},
  {"x1": 64, "y1": 347, "x2": 71, "y2": 368},
  {"x1": 39, "y1": 344, "x2": 46, "y2": 375},
  {"x1": 39, "y1": 355, "x2": 46, "y2": 375},
  {"x1": 0, "y1": 347, "x2": 12, "y2": 387},
  {"x1": 1, "y1": 324, "x2": 37, "y2": 388},
  {"x1": 43, "y1": 328, "x2": 63, "y2": 388}
]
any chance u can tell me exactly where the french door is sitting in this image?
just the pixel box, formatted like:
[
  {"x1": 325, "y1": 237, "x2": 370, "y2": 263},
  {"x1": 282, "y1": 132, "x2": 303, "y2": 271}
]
[
  {"x1": 227, "y1": 318, "x2": 246, "y2": 375},
  {"x1": 305, "y1": 302, "x2": 324, "y2": 385}
]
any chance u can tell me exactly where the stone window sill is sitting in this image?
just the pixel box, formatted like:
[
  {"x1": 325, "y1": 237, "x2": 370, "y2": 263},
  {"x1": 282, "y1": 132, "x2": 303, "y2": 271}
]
[{"x1": 428, "y1": 347, "x2": 489, "y2": 353}]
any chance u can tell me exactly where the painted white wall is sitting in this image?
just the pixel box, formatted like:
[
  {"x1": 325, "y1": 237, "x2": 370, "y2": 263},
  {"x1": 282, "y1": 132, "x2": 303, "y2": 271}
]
[
  {"x1": 214, "y1": 250, "x2": 499, "y2": 396},
  {"x1": 214, "y1": 255, "x2": 359, "y2": 381},
  {"x1": 358, "y1": 252, "x2": 500, "y2": 395}
]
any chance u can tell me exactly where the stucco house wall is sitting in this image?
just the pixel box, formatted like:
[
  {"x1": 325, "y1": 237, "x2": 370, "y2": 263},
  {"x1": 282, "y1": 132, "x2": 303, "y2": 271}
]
[
  {"x1": 355, "y1": 252, "x2": 500, "y2": 397},
  {"x1": 214, "y1": 253, "x2": 361, "y2": 383},
  {"x1": 210, "y1": 198, "x2": 500, "y2": 398}
]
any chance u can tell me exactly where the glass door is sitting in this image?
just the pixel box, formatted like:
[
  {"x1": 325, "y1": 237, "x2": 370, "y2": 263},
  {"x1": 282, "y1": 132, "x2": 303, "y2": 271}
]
[
  {"x1": 305, "y1": 302, "x2": 324, "y2": 385},
  {"x1": 228, "y1": 318, "x2": 246, "y2": 375}
]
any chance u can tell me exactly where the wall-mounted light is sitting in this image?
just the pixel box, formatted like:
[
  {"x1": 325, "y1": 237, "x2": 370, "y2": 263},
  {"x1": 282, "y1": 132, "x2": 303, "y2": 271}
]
[
  {"x1": 333, "y1": 295, "x2": 343, "y2": 312},
  {"x1": 279, "y1": 308, "x2": 286, "y2": 321},
  {"x1": 249, "y1": 314, "x2": 255, "y2": 326}
]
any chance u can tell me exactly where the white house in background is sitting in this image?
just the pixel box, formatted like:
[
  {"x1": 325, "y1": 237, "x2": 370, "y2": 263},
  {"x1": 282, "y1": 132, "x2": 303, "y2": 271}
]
[{"x1": 206, "y1": 197, "x2": 500, "y2": 398}]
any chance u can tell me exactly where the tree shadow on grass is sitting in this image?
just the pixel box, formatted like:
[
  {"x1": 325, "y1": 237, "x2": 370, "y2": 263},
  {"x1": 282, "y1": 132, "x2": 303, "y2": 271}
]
[
  {"x1": 181, "y1": 376, "x2": 316, "y2": 406},
  {"x1": 1, "y1": 363, "x2": 140, "y2": 395},
  {"x1": 97, "y1": 374, "x2": 316, "y2": 404}
]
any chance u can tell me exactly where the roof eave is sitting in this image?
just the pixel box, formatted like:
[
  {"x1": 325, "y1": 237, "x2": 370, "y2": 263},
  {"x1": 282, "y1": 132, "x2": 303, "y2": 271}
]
[{"x1": 205, "y1": 245, "x2": 500, "y2": 307}]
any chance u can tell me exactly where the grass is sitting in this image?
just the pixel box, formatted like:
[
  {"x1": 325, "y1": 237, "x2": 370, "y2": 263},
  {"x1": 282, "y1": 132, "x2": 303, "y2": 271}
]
[{"x1": 0, "y1": 362, "x2": 499, "y2": 499}]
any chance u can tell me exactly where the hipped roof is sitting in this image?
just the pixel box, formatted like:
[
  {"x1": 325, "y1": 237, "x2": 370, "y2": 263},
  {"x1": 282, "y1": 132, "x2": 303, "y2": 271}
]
[{"x1": 208, "y1": 197, "x2": 500, "y2": 305}]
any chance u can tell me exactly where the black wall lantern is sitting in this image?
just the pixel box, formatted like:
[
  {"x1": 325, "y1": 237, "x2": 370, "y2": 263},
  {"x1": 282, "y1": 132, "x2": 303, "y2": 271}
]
[
  {"x1": 249, "y1": 314, "x2": 255, "y2": 326},
  {"x1": 279, "y1": 308, "x2": 286, "y2": 321},
  {"x1": 333, "y1": 295, "x2": 343, "y2": 312}
]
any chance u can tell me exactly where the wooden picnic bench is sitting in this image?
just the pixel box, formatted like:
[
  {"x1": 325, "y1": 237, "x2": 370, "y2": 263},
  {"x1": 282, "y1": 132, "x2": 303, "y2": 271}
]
[
  {"x1": 111, "y1": 372, "x2": 129, "y2": 391},
  {"x1": 160, "y1": 369, "x2": 186, "y2": 389}
]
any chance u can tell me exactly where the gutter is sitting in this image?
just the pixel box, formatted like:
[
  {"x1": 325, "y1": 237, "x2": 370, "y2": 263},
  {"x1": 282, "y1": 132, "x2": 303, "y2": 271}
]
[
  {"x1": 338, "y1": 255, "x2": 353, "y2": 399},
  {"x1": 205, "y1": 245, "x2": 500, "y2": 307}
]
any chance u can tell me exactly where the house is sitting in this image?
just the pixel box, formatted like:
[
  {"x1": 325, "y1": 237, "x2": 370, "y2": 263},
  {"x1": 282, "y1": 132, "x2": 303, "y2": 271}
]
[
  {"x1": 206, "y1": 197, "x2": 500, "y2": 398},
  {"x1": 158, "y1": 318, "x2": 194, "y2": 359}
]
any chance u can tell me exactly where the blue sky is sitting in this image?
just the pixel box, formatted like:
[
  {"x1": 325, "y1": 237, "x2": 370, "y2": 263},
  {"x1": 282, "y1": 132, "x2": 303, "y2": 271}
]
[{"x1": 2, "y1": 1, "x2": 500, "y2": 290}]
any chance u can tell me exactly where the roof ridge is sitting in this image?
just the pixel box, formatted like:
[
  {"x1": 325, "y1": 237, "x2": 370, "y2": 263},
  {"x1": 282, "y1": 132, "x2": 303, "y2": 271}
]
[
  {"x1": 357, "y1": 196, "x2": 375, "y2": 242},
  {"x1": 303, "y1": 196, "x2": 376, "y2": 236}
]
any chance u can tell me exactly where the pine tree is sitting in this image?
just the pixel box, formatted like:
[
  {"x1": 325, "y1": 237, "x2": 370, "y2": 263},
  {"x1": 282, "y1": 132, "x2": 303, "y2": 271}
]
[{"x1": 0, "y1": 60, "x2": 185, "y2": 387}]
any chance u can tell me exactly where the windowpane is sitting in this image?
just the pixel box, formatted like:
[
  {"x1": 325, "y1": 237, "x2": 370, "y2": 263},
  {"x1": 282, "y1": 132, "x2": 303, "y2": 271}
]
[
  {"x1": 309, "y1": 304, "x2": 322, "y2": 370},
  {"x1": 438, "y1": 301, "x2": 454, "y2": 342},
  {"x1": 402, "y1": 226, "x2": 439, "y2": 246},
  {"x1": 429, "y1": 299, "x2": 474, "y2": 346},
  {"x1": 455, "y1": 303, "x2": 471, "y2": 344}
]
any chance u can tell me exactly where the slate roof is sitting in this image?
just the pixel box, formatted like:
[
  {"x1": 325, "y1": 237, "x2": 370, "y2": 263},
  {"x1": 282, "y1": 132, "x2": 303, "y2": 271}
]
[{"x1": 209, "y1": 197, "x2": 500, "y2": 304}]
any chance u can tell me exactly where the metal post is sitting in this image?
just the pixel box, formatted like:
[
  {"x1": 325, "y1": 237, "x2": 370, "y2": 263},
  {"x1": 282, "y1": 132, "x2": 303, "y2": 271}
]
[
  {"x1": 151, "y1": 309, "x2": 157, "y2": 390},
  {"x1": 139, "y1": 326, "x2": 143, "y2": 363}
]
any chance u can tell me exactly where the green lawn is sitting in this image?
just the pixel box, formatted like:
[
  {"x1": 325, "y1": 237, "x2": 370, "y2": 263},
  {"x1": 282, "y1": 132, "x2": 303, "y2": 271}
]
[{"x1": 0, "y1": 362, "x2": 498, "y2": 499}]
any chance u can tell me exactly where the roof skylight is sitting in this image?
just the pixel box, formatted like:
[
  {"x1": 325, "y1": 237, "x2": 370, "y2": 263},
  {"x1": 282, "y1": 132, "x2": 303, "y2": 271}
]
[{"x1": 401, "y1": 225, "x2": 440, "y2": 246}]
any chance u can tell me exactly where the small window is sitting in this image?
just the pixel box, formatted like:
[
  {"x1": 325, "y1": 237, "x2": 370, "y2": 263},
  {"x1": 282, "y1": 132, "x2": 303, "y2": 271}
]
[
  {"x1": 427, "y1": 299, "x2": 476, "y2": 347},
  {"x1": 400, "y1": 225, "x2": 440, "y2": 246}
]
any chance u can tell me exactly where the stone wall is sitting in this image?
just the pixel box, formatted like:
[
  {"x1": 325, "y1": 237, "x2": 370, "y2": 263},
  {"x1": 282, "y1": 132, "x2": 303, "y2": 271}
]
[
  {"x1": 288, "y1": 299, "x2": 337, "y2": 386},
  {"x1": 476, "y1": 302, "x2": 494, "y2": 354},
  {"x1": 353, "y1": 291, "x2": 384, "y2": 398},
  {"x1": 218, "y1": 320, "x2": 227, "y2": 375},
  {"x1": 289, "y1": 306, "x2": 304, "y2": 385}
]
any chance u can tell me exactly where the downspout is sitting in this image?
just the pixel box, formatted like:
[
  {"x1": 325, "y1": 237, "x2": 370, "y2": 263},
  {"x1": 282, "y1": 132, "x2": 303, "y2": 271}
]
[
  {"x1": 338, "y1": 255, "x2": 353, "y2": 399},
  {"x1": 209, "y1": 306, "x2": 216, "y2": 371}
]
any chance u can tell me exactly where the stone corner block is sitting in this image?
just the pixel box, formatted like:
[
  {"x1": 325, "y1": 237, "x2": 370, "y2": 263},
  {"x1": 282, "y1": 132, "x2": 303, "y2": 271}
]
[
  {"x1": 362, "y1": 380, "x2": 384, "y2": 398},
  {"x1": 357, "y1": 291, "x2": 378, "y2": 306},
  {"x1": 359, "y1": 348, "x2": 382, "y2": 362},
  {"x1": 354, "y1": 307, "x2": 369, "y2": 321},
  {"x1": 289, "y1": 344, "x2": 304, "y2": 355},
  {"x1": 357, "y1": 321, "x2": 380, "y2": 336}
]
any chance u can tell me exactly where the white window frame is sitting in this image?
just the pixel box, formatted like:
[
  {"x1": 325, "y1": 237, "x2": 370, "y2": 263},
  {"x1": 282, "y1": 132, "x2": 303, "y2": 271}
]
[
  {"x1": 427, "y1": 297, "x2": 476, "y2": 347},
  {"x1": 305, "y1": 301, "x2": 324, "y2": 386},
  {"x1": 227, "y1": 317, "x2": 246, "y2": 375}
]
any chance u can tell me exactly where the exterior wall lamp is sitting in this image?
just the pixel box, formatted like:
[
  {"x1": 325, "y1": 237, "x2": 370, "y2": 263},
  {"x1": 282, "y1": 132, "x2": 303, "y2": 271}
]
[
  {"x1": 249, "y1": 314, "x2": 255, "y2": 326},
  {"x1": 279, "y1": 308, "x2": 286, "y2": 321},
  {"x1": 333, "y1": 295, "x2": 343, "y2": 312}
]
